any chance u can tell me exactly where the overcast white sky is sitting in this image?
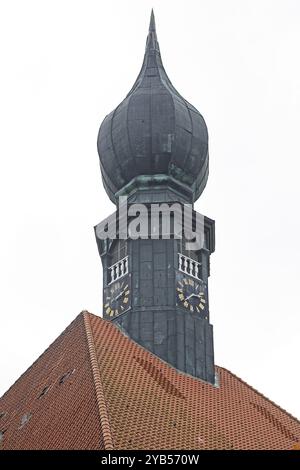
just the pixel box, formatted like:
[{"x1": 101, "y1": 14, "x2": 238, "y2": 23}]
[{"x1": 0, "y1": 0, "x2": 299, "y2": 420}]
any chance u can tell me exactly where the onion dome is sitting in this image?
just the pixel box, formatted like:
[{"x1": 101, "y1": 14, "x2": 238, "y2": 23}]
[{"x1": 97, "y1": 10, "x2": 209, "y2": 204}]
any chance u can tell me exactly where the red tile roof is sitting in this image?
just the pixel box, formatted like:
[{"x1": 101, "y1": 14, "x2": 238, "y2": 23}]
[
  {"x1": 0, "y1": 311, "x2": 299, "y2": 450},
  {"x1": 0, "y1": 314, "x2": 104, "y2": 450}
]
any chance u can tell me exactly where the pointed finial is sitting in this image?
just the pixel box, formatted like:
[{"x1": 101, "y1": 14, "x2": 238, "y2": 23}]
[
  {"x1": 149, "y1": 9, "x2": 156, "y2": 32},
  {"x1": 146, "y1": 9, "x2": 159, "y2": 53}
]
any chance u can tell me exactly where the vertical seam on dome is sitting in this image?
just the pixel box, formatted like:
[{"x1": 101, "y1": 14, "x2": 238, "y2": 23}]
[
  {"x1": 169, "y1": 93, "x2": 176, "y2": 167},
  {"x1": 155, "y1": 58, "x2": 176, "y2": 168},
  {"x1": 155, "y1": 59, "x2": 193, "y2": 172},
  {"x1": 195, "y1": 157, "x2": 209, "y2": 201},
  {"x1": 110, "y1": 104, "x2": 127, "y2": 187},
  {"x1": 98, "y1": 120, "x2": 119, "y2": 203},
  {"x1": 126, "y1": 93, "x2": 137, "y2": 173},
  {"x1": 181, "y1": 99, "x2": 193, "y2": 170},
  {"x1": 100, "y1": 165, "x2": 118, "y2": 204}
]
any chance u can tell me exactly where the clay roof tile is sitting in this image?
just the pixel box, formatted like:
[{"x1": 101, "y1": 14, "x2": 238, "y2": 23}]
[{"x1": 0, "y1": 311, "x2": 299, "y2": 450}]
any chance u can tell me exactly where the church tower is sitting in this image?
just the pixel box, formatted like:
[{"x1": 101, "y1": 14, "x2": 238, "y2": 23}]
[
  {"x1": 1, "y1": 10, "x2": 299, "y2": 451},
  {"x1": 95, "y1": 11, "x2": 215, "y2": 384}
]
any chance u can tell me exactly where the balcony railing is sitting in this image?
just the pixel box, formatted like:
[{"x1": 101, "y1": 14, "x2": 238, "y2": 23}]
[
  {"x1": 178, "y1": 253, "x2": 202, "y2": 280},
  {"x1": 108, "y1": 256, "x2": 129, "y2": 284}
]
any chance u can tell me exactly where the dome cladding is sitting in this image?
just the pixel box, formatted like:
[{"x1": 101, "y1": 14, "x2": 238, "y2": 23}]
[{"x1": 97, "y1": 10, "x2": 209, "y2": 204}]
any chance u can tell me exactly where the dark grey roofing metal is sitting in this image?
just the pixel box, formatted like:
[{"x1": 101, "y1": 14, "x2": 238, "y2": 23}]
[{"x1": 97, "y1": 9, "x2": 209, "y2": 204}]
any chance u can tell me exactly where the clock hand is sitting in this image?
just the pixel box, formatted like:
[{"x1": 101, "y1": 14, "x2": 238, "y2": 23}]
[
  {"x1": 185, "y1": 293, "x2": 195, "y2": 301},
  {"x1": 115, "y1": 288, "x2": 126, "y2": 301},
  {"x1": 185, "y1": 293, "x2": 203, "y2": 301}
]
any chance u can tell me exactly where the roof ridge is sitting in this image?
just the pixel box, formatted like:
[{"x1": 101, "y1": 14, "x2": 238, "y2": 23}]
[
  {"x1": 83, "y1": 311, "x2": 114, "y2": 450},
  {"x1": 218, "y1": 365, "x2": 300, "y2": 426}
]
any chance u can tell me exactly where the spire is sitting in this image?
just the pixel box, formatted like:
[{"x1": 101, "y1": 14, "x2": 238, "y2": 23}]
[
  {"x1": 146, "y1": 9, "x2": 160, "y2": 53},
  {"x1": 149, "y1": 8, "x2": 156, "y2": 31}
]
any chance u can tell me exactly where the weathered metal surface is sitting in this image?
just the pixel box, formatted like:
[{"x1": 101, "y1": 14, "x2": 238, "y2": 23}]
[{"x1": 97, "y1": 11, "x2": 209, "y2": 204}]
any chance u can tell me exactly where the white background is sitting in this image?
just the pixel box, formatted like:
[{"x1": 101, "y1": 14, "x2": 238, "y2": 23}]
[{"x1": 0, "y1": 0, "x2": 299, "y2": 420}]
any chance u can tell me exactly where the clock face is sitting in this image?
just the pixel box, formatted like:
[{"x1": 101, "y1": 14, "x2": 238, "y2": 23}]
[
  {"x1": 103, "y1": 276, "x2": 131, "y2": 319},
  {"x1": 176, "y1": 272, "x2": 208, "y2": 319}
]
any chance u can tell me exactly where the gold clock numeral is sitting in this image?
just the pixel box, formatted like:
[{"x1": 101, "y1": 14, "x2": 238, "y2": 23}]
[
  {"x1": 123, "y1": 297, "x2": 129, "y2": 304},
  {"x1": 177, "y1": 287, "x2": 183, "y2": 292},
  {"x1": 110, "y1": 310, "x2": 115, "y2": 316},
  {"x1": 104, "y1": 303, "x2": 109, "y2": 308},
  {"x1": 189, "y1": 305, "x2": 194, "y2": 312},
  {"x1": 188, "y1": 279, "x2": 194, "y2": 286},
  {"x1": 179, "y1": 293, "x2": 184, "y2": 301},
  {"x1": 201, "y1": 299, "x2": 206, "y2": 304},
  {"x1": 183, "y1": 278, "x2": 188, "y2": 285},
  {"x1": 115, "y1": 309, "x2": 119, "y2": 316},
  {"x1": 125, "y1": 290, "x2": 130, "y2": 296},
  {"x1": 199, "y1": 304, "x2": 205, "y2": 310},
  {"x1": 183, "y1": 301, "x2": 188, "y2": 308},
  {"x1": 106, "y1": 307, "x2": 111, "y2": 315},
  {"x1": 196, "y1": 306, "x2": 200, "y2": 313},
  {"x1": 121, "y1": 305, "x2": 124, "y2": 310}
]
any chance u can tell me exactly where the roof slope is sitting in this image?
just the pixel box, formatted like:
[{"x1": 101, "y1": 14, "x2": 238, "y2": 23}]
[
  {"x1": 0, "y1": 314, "x2": 104, "y2": 450},
  {"x1": 1, "y1": 312, "x2": 299, "y2": 450}
]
